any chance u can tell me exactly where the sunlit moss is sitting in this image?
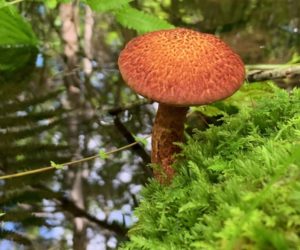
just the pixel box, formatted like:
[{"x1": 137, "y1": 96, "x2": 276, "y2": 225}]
[{"x1": 122, "y1": 86, "x2": 300, "y2": 249}]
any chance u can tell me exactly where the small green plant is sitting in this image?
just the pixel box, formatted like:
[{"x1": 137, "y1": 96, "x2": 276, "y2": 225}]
[
  {"x1": 133, "y1": 136, "x2": 148, "y2": 147},
  {"x1": 0, "y1": 0, "x2": 173, "y2": 78},
  {"x1": 50, "y1": 161, "x2": 64, "y2": 169},
  {"x1": 122, "y1": 84, "x2": 300, "y2": 250},
  {"x1": 86, "y1": 0, "x2": 174, "y2": 33},
  {"x1": 98, "y1": 149, "x2": 109, "y2": 160}
]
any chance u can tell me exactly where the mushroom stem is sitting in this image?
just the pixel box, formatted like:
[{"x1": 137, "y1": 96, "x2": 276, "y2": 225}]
[{"x1": 151, "y1": 103, "x2": 188, "y2": 183}]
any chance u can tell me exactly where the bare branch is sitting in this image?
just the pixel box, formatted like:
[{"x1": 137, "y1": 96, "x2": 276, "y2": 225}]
[
  {"x1": 113, "y1": 116, "x2": 153, "y2": 179},
  {"x1": 246, "y1": 64, "x2": 300, "y2": 83},
  {"x1": 58, "y1": 196, "x2": 128, "y2": 238},
  {"x1": 33, "y1": 184, "x2": 128, "y2": 238},
  {"x1": 103, "y1": 99, "x2": 152, "y2": 116}
]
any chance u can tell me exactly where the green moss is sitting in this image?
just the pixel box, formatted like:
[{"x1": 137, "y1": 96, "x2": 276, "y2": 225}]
[{"x1": 122, "y1": 85, "x2": 300, "y2": 250}]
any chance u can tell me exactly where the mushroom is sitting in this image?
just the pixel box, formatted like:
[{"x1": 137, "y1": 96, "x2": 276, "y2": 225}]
[{"x1": 118, "y1": 28, "x2": 245, "y2": 183}]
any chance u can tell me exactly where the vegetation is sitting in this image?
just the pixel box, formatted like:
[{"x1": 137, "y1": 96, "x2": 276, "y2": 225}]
[
  {"x1": 0, "y1": 0, "x2": 300, "y2": 249},
  {"x1": 122, "y1": 84, "x2": 300, "y2": 249}
]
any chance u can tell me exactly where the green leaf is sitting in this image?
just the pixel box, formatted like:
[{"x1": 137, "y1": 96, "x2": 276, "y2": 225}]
[
  {"x1": 0, "y1": 212, "x2": 5, "y2": 217},
  {"x1": 115, "y1": 6, "x2": 174, "y2": 33},
  {"x1": 178, "y1": 201, "x2": 201, "y2": 213},
  {"x1": 0, "y1": 5, "x2": 38, "y2": 46},
  {"x1": 0, "y1": 4, "x2": 38, "y2": 77},
  {"x1": 86, "y1": 1, "x2": 174, "y2": 33},
  {"x1": 133, "y1": 136, "x2": 148, "y2": 147},
  {"x1": 50, "y1": 161, "x2": 63, "y2": 169},
  {"x1": 207, "y1": 162, "x2": 226, "y2": 172},
  {"x1": 86, "y1": 0, "x2": 133, "y2": 12},
  {"x1": 45, "y1": 0, "x2": 57, "y2": 9},
  {"x1": 98, "y1": 149, "x2": 108, "y2": 159}
]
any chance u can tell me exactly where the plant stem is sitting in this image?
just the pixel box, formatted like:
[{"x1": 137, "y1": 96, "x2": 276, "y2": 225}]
[{"x1": 0, "y1": 139, "x2": 146, "y2": 180}]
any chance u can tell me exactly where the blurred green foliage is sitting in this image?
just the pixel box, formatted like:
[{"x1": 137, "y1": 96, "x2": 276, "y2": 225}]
[{"x1": 0, "y1": 2, "x2": 38, "y2": 81}]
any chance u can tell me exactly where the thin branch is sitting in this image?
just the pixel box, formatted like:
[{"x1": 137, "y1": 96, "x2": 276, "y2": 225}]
[
  {"x1": 104, "y1": 99, "x2": 153, "y2": 116},
  {"x1": 93, "y1": 98, "x2": 153, "y2": 179},
  {"x1": 113, "y1": 116, "x2": 153, "y2": 178},
  {"x1": 0, "y1": 136, "x2": 150, "y2": 180},
  {"x1": 58, "y1": 196, "x2": 128, "y2": 237},
  {"x1": 246, "y1": 64, "x2": 300, "y2": 83},
  {"x1": 0, "y1": 229, "x2": 32, "y2": 247},
  {"x1": 32, "y1": 184, "x2": 128, "y2": 237}
]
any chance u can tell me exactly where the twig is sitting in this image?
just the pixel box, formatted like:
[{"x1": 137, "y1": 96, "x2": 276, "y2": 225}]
[
  {"x1": 246, "y1": 64, "x2": 300, "y2": 83},
  {"x1": 113, "y1": 116, "x2": 152, "y2": 178},
  {"x1": 93, "y1": 99, "x2": 153, "y2": 178},
  {"x1": 59, "y1": 196, "x2": 128, "y2": 237},
  {"x1": 103, "y1": 99, "x2": 153, "y2": 116},
  {"x1": 0, "y1": 136, "x2": 150, "y2": 180},
  {"x1": 32, "y1": 184, "x2": 128, "y2": 237}
]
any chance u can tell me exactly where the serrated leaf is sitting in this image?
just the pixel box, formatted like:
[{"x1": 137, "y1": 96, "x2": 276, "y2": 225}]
[
  {"x1": 133, "y1": 136, "x2": 148, "y2": 147},
  {"x1": 98, "y1": 149, "x2": 108, "y2": 159},
  {"x1": 116, "y1": 6, "x2": 174, "y2": 33},
  {"x1": 50, "y1": 161, "x2": 63, "y2": 169},
  {"x1": 207, "y1": 163, "x2": 226, "y2": 172},
  {"x1": 86, "y1": 0, "x2": 133, "y2": 12},
  {"x1": 178, "y1": 202, "x2": 200, "y2": 213}
]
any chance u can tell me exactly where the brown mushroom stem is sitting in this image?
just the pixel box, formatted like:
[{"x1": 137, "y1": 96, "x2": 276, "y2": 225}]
[{"x1": 151, "y1": 103, "x2": 188, "y2": 183}]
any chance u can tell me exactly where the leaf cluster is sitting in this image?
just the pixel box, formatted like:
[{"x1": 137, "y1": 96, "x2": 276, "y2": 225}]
[
  {"x1": 86, "y1": 0, "x2": 174, "y2": 34},
  {"x1": 122, "y1": 85, "x2": 300, "y2": 250}
]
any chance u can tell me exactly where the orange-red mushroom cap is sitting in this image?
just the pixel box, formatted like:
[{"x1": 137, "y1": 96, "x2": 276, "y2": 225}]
[{"x1": 118, "y1": 28, "x2": 245, "y2": 106}]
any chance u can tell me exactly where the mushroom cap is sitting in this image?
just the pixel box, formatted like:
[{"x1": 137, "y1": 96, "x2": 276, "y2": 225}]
[{"x1": 118, "y1": 28, "x2": 245, "y2": 106}]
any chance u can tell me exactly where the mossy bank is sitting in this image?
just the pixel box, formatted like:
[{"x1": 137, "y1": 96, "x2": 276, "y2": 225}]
[{"x1": 122, "y1": 84, "x2": 300, "y2": 250}]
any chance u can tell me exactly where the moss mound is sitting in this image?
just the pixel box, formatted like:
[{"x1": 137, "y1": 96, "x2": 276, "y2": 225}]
[{"x1": 123, "y1": 86, "x2": 300, "y2": 250}]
